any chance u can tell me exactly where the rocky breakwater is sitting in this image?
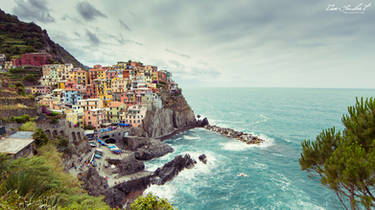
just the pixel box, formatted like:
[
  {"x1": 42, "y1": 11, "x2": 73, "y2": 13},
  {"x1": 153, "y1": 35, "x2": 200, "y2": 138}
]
[
  {"x1": 104, "y1": 154, "x2": 198, "y2": 208},
  {"x1": 205, "y1": 124, "x2": 264, "y2": 145}
]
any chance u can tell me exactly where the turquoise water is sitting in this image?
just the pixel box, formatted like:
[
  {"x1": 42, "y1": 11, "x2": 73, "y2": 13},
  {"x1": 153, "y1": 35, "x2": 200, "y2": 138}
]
[{"x1": 144, "y1": 88, "x2": 374, "y2": 210}]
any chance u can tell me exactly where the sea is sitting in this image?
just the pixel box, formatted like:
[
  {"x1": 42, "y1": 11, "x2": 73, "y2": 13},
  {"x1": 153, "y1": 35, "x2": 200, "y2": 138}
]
[{"x1": 144, "y1": 88, "x2": 374, "y2": 210}]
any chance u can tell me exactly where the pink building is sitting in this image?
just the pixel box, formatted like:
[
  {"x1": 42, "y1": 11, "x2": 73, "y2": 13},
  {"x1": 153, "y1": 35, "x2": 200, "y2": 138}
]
[
  {"x1": 106, "y1": 70, "x2": 119, "y2": 79},
  {"x1": 13, "y1": 53, "x2": 52, "y2": 67},
  {"x1": 120, "y1": 91, "x2": 136, "y2": 106},
  {"x1": 84, "y1": 109, "x2": 106, "y2": 129}
]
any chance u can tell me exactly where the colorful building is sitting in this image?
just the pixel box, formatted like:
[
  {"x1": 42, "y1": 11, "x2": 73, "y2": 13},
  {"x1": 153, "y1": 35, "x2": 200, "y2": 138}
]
[
  {"x1": 73, "y1": 69, "x2": 88, "y2": 86},
  {"x1": 107, "y1": 101, "x2": 125, "y2": 124},
  {"x1": 63, "y1": 88, "x2": 81, "y2": 105},
  {"x1": 120, "y1": 105, "x2": 147, "y2": 128},
  {"x1": 78, "y1": 98, "x2": 103, "y2": 111},
  {"x1": 30, "y1": 86, "x2": 51, "y2": 95},
  {"x1": 13, "y1": 53, "x2": 52, "y2": 67},
  {"x1": 84, "y1": 109, "x2": 106, "y2": 129}
]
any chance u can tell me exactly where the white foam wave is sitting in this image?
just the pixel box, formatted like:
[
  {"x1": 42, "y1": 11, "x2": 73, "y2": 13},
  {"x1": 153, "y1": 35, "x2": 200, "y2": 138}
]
[
  {"x1": 183, "y1": 135, "x2": 200, "y2": 140},
  {"x1": 144, "y1": 152, "x2": 176, "y2": 171},
  {"x1": 220, "y1": 133, "x2": 275, "y2": 151},
  {"x1": 144, "y1": 184, "x2": 177, "y2": 201},
  {"x1": 144, "y1": 151, "x2": 219, "y2": 200},
  {"x1": 205, "y1": 117, "x2": 231, "y2": 128}
]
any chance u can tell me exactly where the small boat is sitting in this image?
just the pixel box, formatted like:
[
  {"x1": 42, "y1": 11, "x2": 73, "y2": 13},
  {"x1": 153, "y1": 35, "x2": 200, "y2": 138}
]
[{"x1": 238, "y1": 173, "x2": 248, "y2": 177}]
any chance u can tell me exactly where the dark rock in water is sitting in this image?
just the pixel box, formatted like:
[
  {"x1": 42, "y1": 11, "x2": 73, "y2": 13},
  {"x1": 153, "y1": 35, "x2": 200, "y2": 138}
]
[
  {"x1": 78, "y1": 167, "x2": 109, "y2": 197},
  {"x1": 199, "y1": 154, "x2": 207, "y2": 164},
  {"x1": 104, "y1": 175, "x2": 152, "y2": 209},
  {"x1": 107, "y1": 154, "x2": 145, "y2": 176},
  {"x1": 135, "y1": 139, "x2": 173, "y2": 160},
  {"x1": 152, "y1": 154, "x2": 197, "y2": 185},
  {"x1": 196, "y1": 117, "x2": 209, "y2": 127},
  {"x1": 103, "y1": 153, "x2": 197, "y2": 208}
]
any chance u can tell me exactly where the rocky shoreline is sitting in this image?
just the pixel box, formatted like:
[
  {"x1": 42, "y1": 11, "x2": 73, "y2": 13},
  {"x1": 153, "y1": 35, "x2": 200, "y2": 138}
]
[
  {"x1": 80, "y1": 153, "x2": 204, "y2": 209},
  {"x1": 75, "y1": 94, "x2": 265, "y2": 209},
  {"x1": 204, "y1": 124, "x2": 264, "y2": 145}
]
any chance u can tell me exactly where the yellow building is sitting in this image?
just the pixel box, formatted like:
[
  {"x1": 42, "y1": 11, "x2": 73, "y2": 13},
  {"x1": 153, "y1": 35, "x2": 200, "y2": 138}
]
[
  {"x1": 73, "y1": 69, "x2": 88, "y2": 86},
  {"x1": 108, "y1": 101, "x2": 125, "y2": 124},
  {"x1": 65, "y1": 104, "x2": 84, "y2": 127},
  {"x1": 57, "y1": 81, "x2": 65, "y2": 89},
  {"x1": 112, "y1": 77, "x2": 128, "y2": 93}
]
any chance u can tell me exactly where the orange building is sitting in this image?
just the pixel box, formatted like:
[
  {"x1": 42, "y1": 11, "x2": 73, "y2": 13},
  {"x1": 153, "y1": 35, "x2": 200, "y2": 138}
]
[{"x1": 84, "y1": 109, "x2": 106, "y2": 129}]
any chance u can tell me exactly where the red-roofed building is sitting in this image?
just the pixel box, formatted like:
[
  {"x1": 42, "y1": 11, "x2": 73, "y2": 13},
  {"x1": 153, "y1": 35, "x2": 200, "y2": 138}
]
[{"x1": 12, "y1": 53, "x2": 52, "y2": 67}]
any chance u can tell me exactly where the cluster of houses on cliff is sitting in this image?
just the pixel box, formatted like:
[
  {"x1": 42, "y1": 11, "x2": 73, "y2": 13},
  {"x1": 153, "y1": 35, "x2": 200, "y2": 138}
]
[
  {"x1": 1, "y1": 52, "x2": 178, "y2": 129},
  {"x1": 37, "y1": 61, "x2": 177, "y2": 129}
]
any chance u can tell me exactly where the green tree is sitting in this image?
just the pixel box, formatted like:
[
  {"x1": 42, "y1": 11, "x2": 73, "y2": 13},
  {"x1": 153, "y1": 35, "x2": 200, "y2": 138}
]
[
  {"x1": 299, "y1": 97, "x2": 375, "y2": 210},
  {"x1": 32, "y1": 128, "x2": 49, "y2": 147},
  {"x1": 130, "y1": 193, "x2": 175, "y2": 210}
]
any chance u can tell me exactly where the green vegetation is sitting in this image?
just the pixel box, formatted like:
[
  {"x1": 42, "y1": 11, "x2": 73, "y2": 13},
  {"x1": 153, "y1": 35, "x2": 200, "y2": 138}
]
[
  {"x1": 0, "y1": 9, "x2": 84, "y2": 69},
  {"x1": 0, "y1": 10, "x2": 43, "y2": 59},
  {"x1": 10, "y1": 114, "x2": 30, "y2": 123},
  {"x1": 49, "y1": 111, "x2": 61, "y2": 117},
  {"x1": 18, "y1": 121, "x2": 37, "y2": 132},
  {"x1": 0, "y1": 144, "x2": 109, "y2": 209},
  {"x1": 130, "y1": 193, "x2": 175, "y2": 210},
  {"x1": 299, "y1": 97, "x2": 375, "y2": 210},
  {"x1": 15, "y1": 81, "x2": 25, "y2": 95},
  {"x1": 32, "y1": 128, "x2": 49, "y2": 147},
  {"x1": 4, "y1": 67, "x2": 42, "y2": 87}
]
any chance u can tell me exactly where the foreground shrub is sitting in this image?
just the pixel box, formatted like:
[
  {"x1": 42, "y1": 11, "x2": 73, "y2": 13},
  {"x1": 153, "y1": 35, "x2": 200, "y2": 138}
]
[
  {"x1": 0, "y1": 145, "x2": 109, "y2": 209},
  {"x1": 130, "y1": 193, "x2": 175, "y2": 210}
]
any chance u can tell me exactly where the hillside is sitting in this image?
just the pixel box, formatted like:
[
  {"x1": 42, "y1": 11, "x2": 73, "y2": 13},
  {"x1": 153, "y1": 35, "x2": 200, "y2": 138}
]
[{"x1": 0, "y1": 9, "x2": 84, "y2": 68}]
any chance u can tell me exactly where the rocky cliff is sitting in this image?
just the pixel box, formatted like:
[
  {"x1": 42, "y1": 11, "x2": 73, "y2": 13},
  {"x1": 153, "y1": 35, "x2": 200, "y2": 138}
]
[{"x1": 142, "y1": 91, "x2": 196, "y2": 138}]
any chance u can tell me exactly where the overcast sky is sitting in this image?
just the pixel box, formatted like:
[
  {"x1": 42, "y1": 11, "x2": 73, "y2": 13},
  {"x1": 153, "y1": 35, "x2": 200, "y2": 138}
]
[{"x1": 1, "y1": 0, "x2": 374, "y2": 88}]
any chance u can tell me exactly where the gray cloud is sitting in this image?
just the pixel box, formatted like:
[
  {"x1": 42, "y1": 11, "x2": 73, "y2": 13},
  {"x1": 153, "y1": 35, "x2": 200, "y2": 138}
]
[
  {"x1": 117, "y1": 36, "x2": 143, "y2": 46},
  {"x1": 74, "y1": 32, "x2": 81, "y2": 38},
  {"x1": 165, "y1": 49, "x2": 191, "y2": 59},
  {"x1": 13, "y1": 0, "x2": 55, "y2": 23},
  {"x1": 119, "y1": 19, "x2": 131, "y2": 31},
  {"x1": 6, "y1": 0, "x2": 373, "y2": 88},
  {"x1": 61, "y1": 15, "x2": 82, "y2": 24},
  {"x1": 86, "y1": 30, "x2": 100, "y2": 45},
  {"x1": 76, "y1": 1, "x2": 107, "y2": 21}
]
